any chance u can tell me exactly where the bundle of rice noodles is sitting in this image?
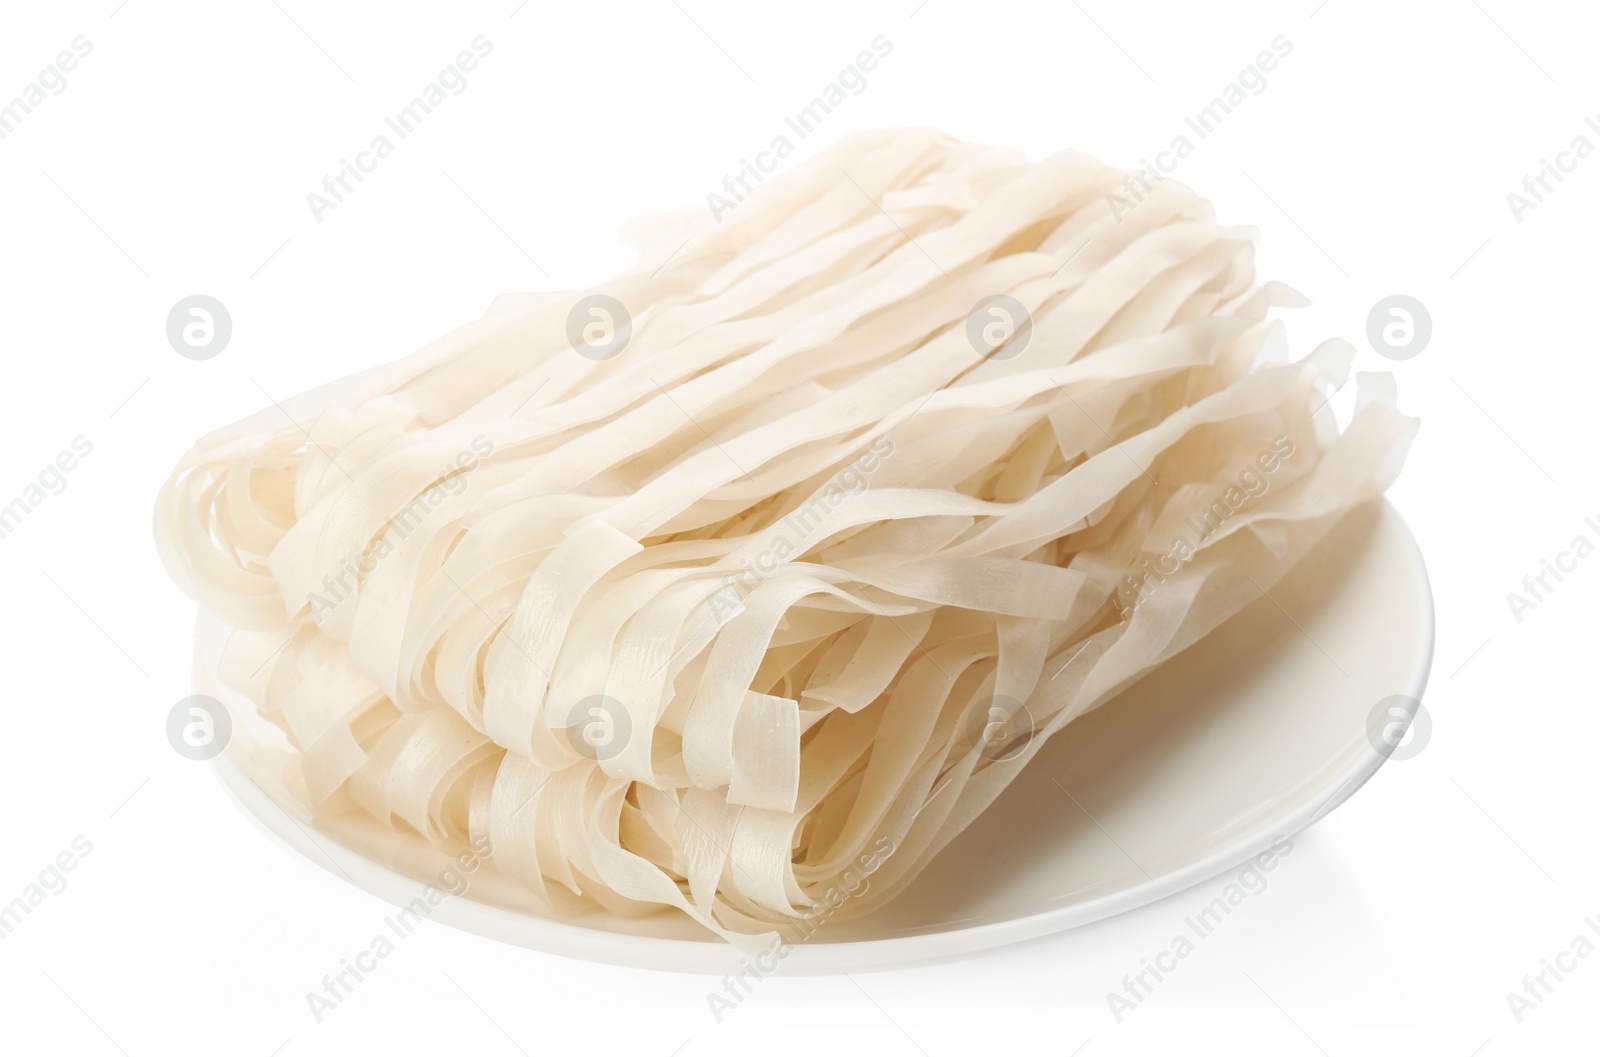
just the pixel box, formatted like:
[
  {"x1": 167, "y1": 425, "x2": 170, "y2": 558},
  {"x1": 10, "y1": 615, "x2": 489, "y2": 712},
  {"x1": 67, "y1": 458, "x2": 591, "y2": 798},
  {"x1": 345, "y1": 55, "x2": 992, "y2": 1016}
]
[{"x1": 156, "y1": 128, "x2": 1416, "y2": 943}]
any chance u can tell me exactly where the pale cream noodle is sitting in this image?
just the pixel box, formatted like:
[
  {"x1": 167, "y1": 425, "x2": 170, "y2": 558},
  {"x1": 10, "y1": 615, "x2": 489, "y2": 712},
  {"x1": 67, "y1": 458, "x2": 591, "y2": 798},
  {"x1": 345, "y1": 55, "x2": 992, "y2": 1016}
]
[{"x1": 155, "y1": 129, "x2": 1416, "y2": 945}]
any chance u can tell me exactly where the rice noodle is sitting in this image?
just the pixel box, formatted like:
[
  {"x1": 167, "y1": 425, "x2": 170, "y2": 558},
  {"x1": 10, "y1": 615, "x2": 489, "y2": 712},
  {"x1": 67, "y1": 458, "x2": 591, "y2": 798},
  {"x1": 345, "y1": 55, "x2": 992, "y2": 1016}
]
[{"x1": 156, "y1": 129, "x2": 1416, "y2": 944}]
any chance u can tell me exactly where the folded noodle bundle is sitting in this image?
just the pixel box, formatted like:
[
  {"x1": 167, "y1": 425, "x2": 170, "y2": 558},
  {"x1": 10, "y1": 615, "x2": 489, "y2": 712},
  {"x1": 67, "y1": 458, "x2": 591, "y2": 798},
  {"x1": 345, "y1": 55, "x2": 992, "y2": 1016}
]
[{"x1": 156, "y1": 129, "x2": 1416, "y2": 943}]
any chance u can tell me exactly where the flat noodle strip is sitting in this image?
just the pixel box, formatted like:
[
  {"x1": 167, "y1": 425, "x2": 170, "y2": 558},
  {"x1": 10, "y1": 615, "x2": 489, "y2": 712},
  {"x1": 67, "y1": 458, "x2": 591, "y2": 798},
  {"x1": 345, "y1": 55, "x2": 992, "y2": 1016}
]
[{"x1": 156, "y1": 129, "x2": 1416, "y2": 942}]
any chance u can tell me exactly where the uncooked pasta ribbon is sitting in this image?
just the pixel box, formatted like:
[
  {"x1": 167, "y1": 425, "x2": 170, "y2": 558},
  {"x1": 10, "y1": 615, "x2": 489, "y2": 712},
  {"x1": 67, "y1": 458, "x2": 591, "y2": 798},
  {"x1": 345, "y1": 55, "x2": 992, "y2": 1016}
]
[{"x1": 158, "y1": 129, "x2": 1415, "y2": 944}]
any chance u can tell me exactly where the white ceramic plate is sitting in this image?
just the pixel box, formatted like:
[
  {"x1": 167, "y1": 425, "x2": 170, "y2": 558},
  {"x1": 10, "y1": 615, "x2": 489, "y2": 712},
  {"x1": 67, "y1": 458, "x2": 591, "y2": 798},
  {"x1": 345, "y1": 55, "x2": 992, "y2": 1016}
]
[{"x1": 198, "y1": 499, "x2": 1432, "y2": 974}]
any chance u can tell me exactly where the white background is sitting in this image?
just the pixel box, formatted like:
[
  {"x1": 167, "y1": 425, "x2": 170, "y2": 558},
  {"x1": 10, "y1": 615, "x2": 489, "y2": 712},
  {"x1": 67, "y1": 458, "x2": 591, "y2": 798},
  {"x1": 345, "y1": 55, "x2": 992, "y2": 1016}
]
[{"x1": 0, "y1": 0, "x2": 1595, "y2": 1053}]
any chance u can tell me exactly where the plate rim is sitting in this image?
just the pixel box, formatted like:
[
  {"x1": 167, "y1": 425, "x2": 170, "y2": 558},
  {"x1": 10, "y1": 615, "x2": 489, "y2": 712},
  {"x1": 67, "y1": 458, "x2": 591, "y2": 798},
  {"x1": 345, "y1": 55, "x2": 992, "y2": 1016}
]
[{"x1": 203, "y1": 498, "x2": 1434, "y2": 975}]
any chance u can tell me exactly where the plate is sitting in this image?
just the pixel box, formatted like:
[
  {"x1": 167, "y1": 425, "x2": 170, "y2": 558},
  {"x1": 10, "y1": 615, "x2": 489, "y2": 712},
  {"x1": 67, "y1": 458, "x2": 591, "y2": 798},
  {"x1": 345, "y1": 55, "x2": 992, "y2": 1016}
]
[{"x1": 198, "y1": 499, "x2": 1432, "y2": 974}]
